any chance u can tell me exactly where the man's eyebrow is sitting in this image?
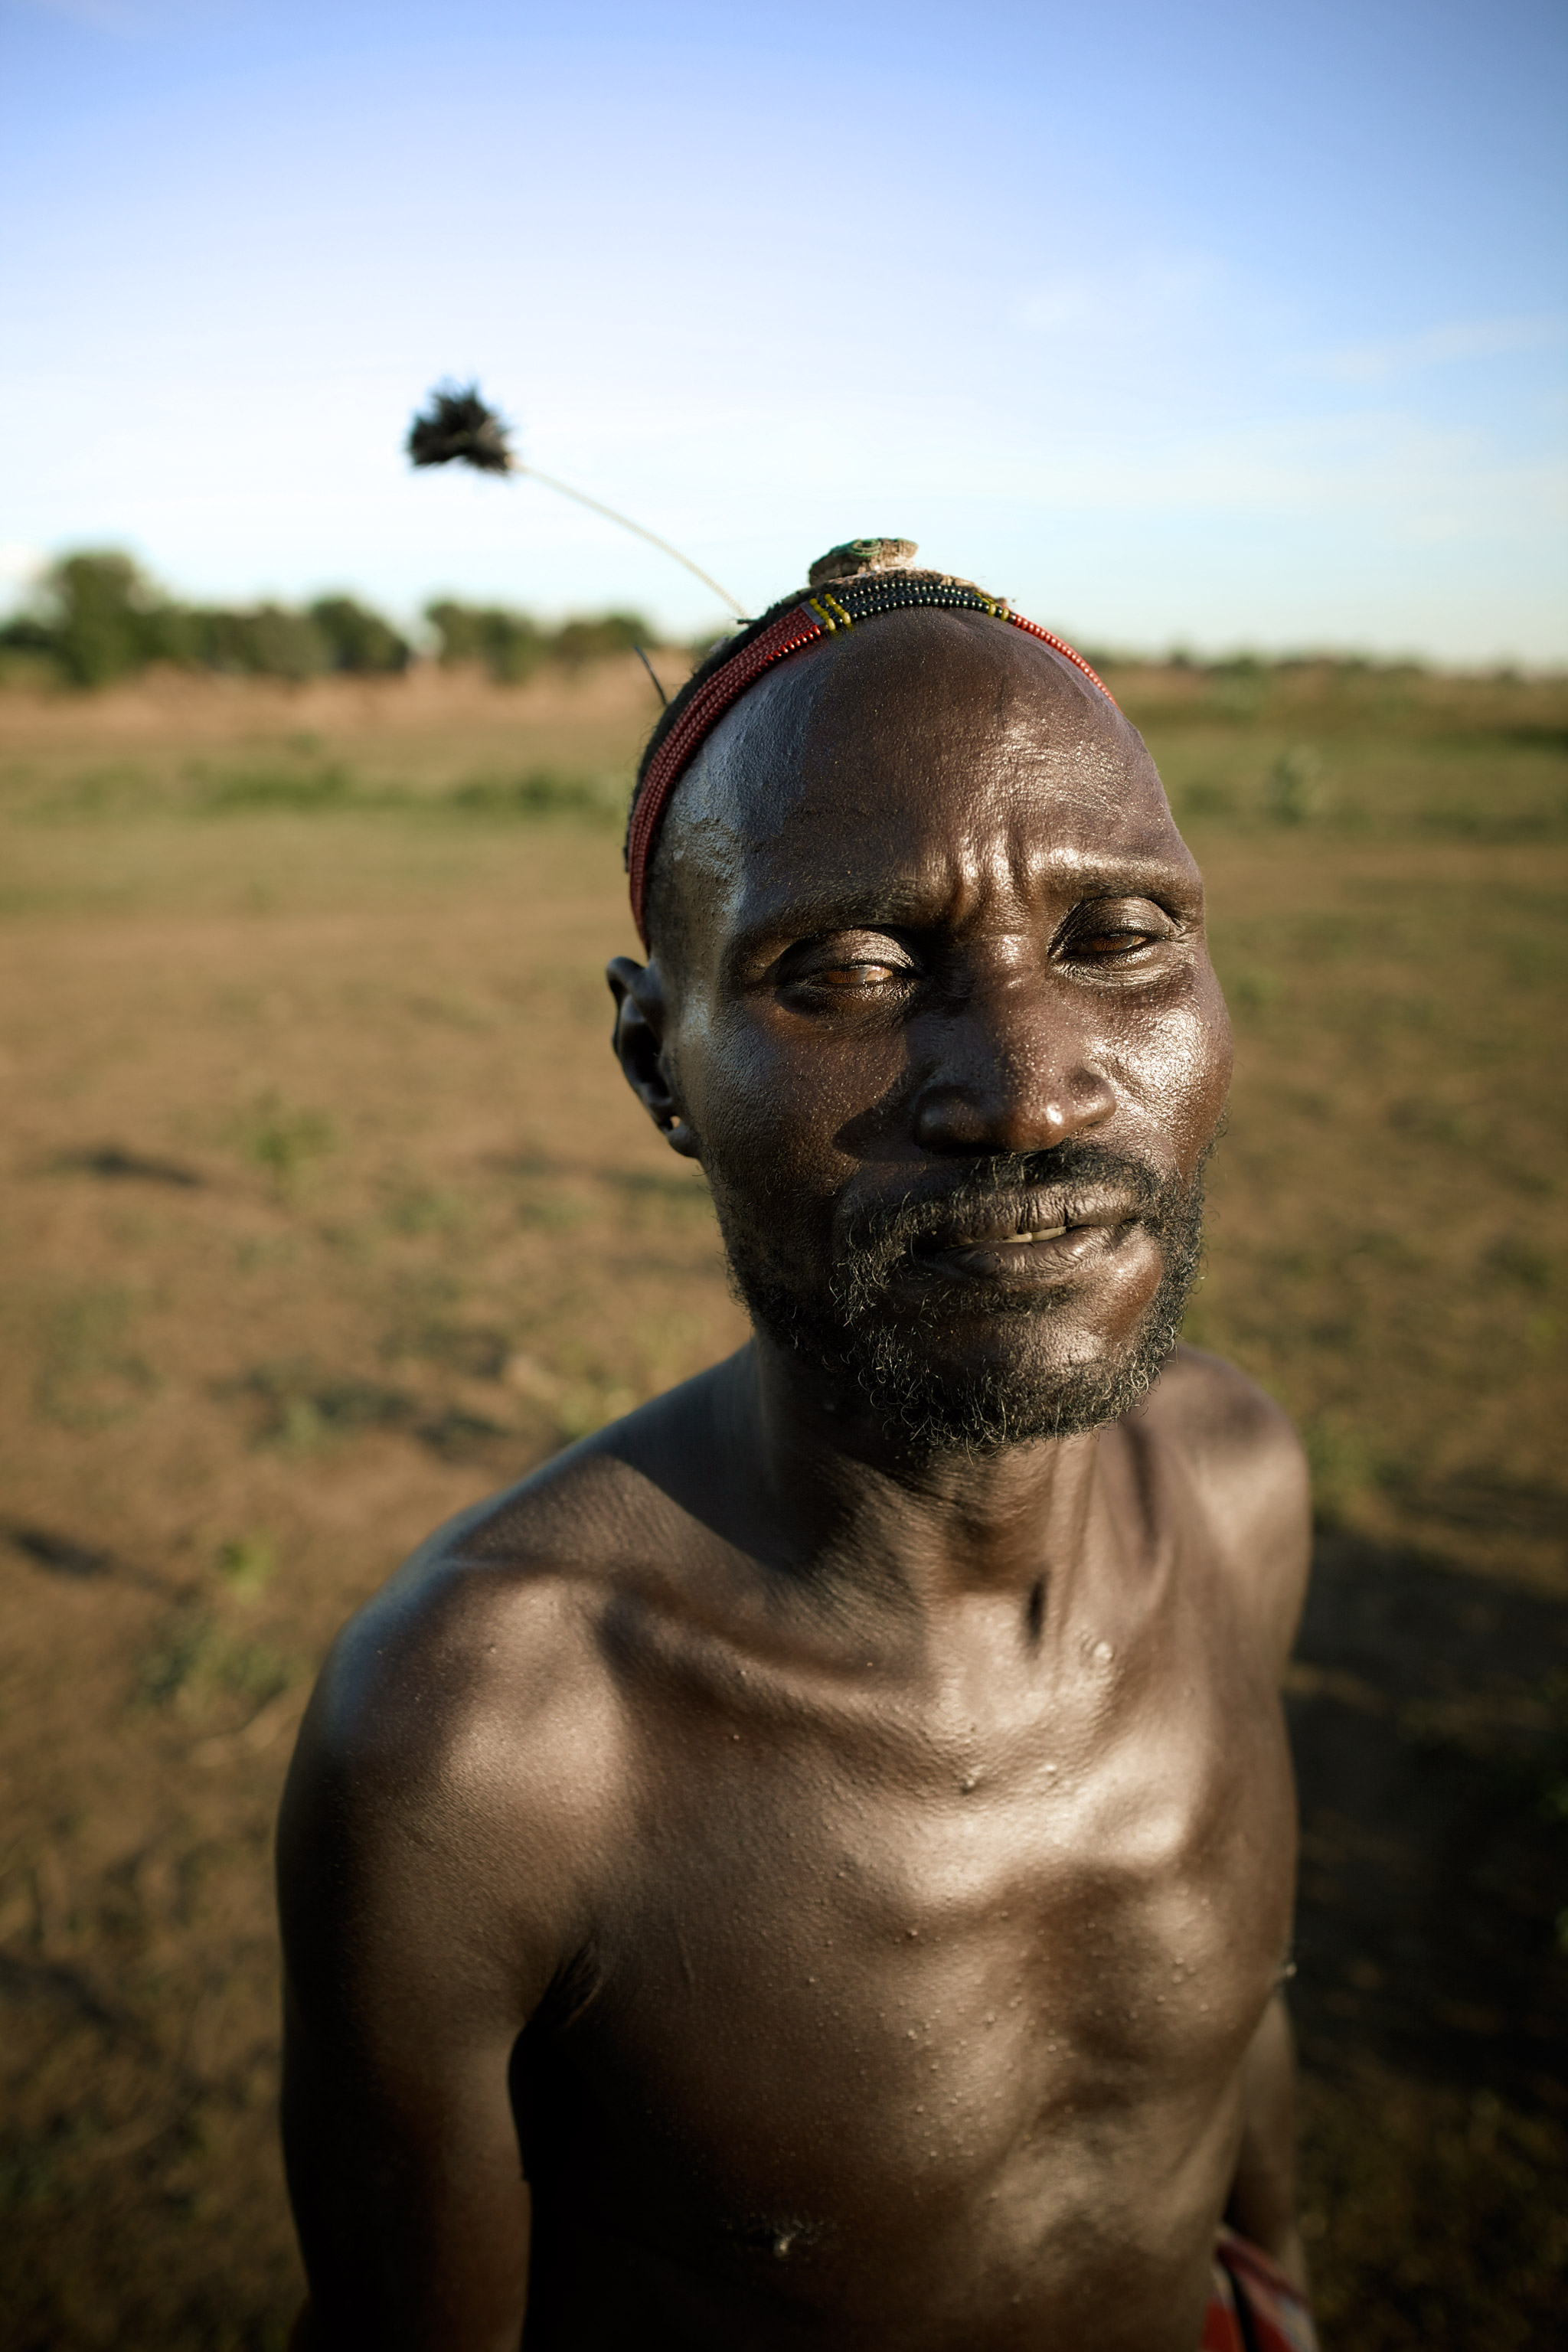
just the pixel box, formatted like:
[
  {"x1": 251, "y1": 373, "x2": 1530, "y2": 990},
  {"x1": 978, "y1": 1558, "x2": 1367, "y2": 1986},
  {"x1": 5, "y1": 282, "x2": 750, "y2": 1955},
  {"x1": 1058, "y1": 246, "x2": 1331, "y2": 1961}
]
[{"x1": 727, "y1": 852, "x2": 1199, "y2": 949}]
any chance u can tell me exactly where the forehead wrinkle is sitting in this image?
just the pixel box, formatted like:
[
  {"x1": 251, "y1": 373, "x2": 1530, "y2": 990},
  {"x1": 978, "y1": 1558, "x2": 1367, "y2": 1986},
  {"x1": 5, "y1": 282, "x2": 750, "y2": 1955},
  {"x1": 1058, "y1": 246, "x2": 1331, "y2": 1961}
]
[
  {"x1": 725, "y1": 838, "x2": 1198, "y2": 960},
  {"x1": 648, "y1": 612, "x2": 1181, "y2": 966},
  {"x1": 723, "y1": 758, "x2": 1192, "y2": 952}
]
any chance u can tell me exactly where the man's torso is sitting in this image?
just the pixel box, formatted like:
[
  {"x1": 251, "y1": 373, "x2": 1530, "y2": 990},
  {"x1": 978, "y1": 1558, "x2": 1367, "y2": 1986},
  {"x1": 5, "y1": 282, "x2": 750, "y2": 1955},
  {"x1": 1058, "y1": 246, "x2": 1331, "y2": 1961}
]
[{"x1": 376, "y1": 1348, "x2": 1305, "y2": 2349}]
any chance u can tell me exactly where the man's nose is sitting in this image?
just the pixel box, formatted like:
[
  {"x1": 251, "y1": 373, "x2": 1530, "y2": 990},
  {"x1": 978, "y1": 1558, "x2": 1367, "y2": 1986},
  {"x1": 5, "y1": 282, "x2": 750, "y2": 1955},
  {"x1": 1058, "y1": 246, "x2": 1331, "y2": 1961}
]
[{"x1": 910, "y1": 970, "x2": 1116, "y2": 1156}]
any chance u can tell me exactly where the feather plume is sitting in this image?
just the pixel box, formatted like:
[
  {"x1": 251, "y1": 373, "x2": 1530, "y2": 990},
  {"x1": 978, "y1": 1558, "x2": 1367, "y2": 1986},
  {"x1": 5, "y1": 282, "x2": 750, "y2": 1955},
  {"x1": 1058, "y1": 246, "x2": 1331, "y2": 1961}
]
[
  {"x1": 405, "y1": 381, "x2": 744, "y2": 616},
  {"x1": 407, "y1": 384, "x2": 514, "y2": 475}
]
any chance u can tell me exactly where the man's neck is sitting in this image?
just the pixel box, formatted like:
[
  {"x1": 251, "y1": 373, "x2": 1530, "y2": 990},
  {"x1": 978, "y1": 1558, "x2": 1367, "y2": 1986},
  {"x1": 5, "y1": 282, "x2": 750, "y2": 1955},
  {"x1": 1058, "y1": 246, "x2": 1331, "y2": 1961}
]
[{"x1": 716, "y1": 1334, "x2": 1108, "y2": 1614}]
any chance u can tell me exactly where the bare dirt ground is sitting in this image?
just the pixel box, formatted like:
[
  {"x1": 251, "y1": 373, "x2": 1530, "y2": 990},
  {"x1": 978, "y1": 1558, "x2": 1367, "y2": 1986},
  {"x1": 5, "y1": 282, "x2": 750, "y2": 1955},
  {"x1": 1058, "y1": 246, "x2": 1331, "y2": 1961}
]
[{"x1": 2, "y1": 659, "x2": 1564, "y2": 2347}]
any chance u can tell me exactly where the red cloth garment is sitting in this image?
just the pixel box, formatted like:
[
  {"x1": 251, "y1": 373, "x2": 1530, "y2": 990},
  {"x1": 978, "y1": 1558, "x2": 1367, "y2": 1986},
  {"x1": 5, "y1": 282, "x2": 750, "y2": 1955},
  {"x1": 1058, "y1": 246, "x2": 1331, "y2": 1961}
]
[{"x1": 1201, "y1": 2228, "x2": 1319, "y2": 2352}]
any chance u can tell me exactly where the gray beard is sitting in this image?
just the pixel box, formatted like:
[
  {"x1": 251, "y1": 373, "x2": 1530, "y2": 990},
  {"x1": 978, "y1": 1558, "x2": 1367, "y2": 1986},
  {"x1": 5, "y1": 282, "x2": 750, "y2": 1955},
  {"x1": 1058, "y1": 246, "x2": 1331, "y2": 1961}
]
[{"x1": 716, "y1": 1143, "x2": 1207, "y2": 1457}]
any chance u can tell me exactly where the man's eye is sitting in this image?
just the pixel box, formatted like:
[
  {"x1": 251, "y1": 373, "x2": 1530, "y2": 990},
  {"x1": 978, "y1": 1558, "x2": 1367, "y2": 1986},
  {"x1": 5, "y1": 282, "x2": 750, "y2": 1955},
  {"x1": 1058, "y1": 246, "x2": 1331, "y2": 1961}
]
[
  {"x1": 818, "y1": 962, "x2": 903, "y2": 986},
  {"x1": 1063, "y1": 902, "x2": 1175, "y2": 962},
  {"x1": 1079, "y1": 928, "x2": 1155, "y2": 957}
]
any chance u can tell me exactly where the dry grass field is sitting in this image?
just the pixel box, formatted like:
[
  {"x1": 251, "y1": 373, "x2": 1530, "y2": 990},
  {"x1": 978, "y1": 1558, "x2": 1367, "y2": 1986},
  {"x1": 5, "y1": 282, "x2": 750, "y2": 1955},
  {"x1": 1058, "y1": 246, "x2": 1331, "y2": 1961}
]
[{"x1": 1, "y1": 653, "x2": 1564, "y2": 2348}]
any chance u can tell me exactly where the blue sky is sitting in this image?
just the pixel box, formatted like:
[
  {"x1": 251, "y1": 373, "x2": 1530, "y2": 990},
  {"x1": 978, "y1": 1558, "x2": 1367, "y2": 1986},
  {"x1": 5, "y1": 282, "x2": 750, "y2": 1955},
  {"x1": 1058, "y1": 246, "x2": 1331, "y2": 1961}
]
[{"x1": 2, "y1": 0, "x2": 1564, "y2": 658}]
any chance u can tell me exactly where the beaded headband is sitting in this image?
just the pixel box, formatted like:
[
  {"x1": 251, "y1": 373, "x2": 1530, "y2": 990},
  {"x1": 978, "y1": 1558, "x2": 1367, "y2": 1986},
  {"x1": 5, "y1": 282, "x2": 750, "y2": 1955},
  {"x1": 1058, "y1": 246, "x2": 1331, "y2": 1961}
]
[{"x1": 626, "y1": 577, "x2": 1115, "y2": 946}]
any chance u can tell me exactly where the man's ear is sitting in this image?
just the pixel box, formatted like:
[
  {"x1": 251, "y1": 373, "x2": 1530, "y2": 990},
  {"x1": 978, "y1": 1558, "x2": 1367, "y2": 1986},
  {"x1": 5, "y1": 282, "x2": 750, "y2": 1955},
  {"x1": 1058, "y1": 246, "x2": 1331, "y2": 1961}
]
[{"x1": 606, "y1": 956, "x2": 702, "y2": 1159}]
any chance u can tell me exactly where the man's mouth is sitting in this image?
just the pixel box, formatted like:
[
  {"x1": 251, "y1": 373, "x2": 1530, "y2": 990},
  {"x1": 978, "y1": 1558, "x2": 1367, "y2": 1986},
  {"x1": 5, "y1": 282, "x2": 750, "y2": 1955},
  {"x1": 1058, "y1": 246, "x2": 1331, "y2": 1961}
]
[
  {"x1": 907, "y1": 1192, "x2": 1149, "y2": 1279},
  {"x1": 822, "y1": 1153, "x2": 1181, "y2": 1321}
]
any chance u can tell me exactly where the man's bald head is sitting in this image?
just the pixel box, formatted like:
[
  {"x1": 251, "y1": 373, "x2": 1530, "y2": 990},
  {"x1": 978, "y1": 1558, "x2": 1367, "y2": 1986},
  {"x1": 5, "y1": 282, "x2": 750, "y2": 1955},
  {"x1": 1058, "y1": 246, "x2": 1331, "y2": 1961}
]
[{"x1": 639, "y1": 604, "x2": 1161, "y2": 990}]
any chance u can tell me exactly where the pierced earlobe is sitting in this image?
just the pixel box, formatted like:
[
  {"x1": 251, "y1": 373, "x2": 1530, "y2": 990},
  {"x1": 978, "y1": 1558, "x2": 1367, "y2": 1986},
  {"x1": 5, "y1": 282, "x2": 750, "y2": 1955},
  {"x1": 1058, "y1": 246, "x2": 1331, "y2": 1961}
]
[{"x1": 661, "y1": 1112, "x2": 702, "y2": 1160}]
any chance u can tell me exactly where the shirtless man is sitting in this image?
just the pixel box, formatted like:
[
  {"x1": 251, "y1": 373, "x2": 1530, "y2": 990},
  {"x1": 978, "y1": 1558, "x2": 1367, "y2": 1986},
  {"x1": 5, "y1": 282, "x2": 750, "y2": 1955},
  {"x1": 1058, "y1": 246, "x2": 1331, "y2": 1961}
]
[{"x1": 278, "y1": 544, "x2": 1316, "y2": 2350}]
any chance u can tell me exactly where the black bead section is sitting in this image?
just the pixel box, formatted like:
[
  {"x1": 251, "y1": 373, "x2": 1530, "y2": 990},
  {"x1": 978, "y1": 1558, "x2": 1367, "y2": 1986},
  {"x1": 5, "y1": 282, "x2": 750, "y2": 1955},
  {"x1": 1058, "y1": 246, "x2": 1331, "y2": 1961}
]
[{"x1": 831, "y1": 583, "x2": 1008, "y2": 626}]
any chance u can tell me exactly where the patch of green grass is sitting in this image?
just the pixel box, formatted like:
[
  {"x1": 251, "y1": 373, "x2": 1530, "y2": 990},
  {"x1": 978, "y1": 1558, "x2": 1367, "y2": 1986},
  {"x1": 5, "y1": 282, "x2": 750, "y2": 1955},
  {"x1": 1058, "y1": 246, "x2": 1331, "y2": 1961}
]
[
  {"x1": 213, "y1": 1534, "x2": 276, "y2": 1600},
  {"x1": 446, "y1": 769, "x2": 628, "y2": 824},
  {"x1": 233, "y1": 1093, "x2": 335, "y2": 1196},
  {"x1": 233, "y1": 1362, "x2": 413, "y2": 1452},
  {"x1": 416, "y1": 1406, "x2": 514, "y2": 1462},
  {"x1": 1226, "y1": 963, "x2": 1285, "y2": 1016},
  {"x1": 1135, "y1": 662, "x2": 1568, "y2": 841},
  {"x1": 24, "y1": 763, "x2": 156, "y2": 818},
  {"x1": 9, "y1": 753, "x2": 632, "y2": 828},
  {"x1": 518, "y1": 1187, "x2": 590, "y2": 1231},
  {"x1": 226, "y1": 1356, "x2": 521, "y2": 1465},
  {"x1": 380, "y1": 1310, "x2": 509, "y2": 1380},
  {"x1": 1263, "y1": 743, "x2": 1331, "y2": 824},
  {"x1": 194, "y1": 760, "x2": 363, "y2": 812},
  {"x1": 554, "y1": 1377, "x2": 639, "y2": 1441},
  {"x1": 1301, "y1": 1413, "x2": 1391, "y2": 1521},
  {"x1": 1172, "y1": 778, "x2": 1238, "y2": 821},
  {"x1": 603, "y1": 1168, "x2": 716, "y2": 1220},
  {"x1": 136, "y1": 1609, "x2": 296, "y2": 1716},
  {"x1": 380, "y1": 1176, "x2": 471, "y2": 1235},
  {"x1": 30, "y1": 1283, "x2": 156, "y2": 1429}
]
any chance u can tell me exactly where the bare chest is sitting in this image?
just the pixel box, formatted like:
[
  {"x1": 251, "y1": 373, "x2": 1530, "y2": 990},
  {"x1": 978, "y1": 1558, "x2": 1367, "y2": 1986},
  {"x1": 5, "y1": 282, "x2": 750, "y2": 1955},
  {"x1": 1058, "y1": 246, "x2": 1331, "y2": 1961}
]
[{"x1": 527, "y1": 1619, "x2": 1295, "y2": 2328}]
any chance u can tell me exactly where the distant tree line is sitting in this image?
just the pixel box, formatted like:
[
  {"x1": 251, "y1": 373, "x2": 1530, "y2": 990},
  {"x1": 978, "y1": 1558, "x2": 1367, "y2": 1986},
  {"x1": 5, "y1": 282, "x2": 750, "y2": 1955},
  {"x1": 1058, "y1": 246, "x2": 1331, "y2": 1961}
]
[
  {"x1": 423, "y1": 601, "x2": 652, "y2": 682},
  {"x1": 0, "y1": 551, "x2": 657, "y2": 690}
]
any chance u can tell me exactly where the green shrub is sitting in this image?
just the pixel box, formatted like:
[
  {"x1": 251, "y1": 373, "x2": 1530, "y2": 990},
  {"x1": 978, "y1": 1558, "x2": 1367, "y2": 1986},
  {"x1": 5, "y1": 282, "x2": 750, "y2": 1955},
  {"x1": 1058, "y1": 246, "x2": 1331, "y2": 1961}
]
[
  {"x1": 550, "y1": 611, "x2": 651, "y2": 669},
  {"x1": 308, "y1": 596, "x2": 410, "y2": 675},
  {"x1": 0, "y1": 550, "x2": 413, "y2": 688},
  {"x1": 17, "y1": 551, "x2": 168, "y2": 687},
  {"x1": 175, "y1": 603, "x2": 332, "y2": 678},
  {"x1": 425, "y1": 599, "x2": 653, "y2": 681},
  {"x1": 2, "y1": 550, "x2": 662, "y2": 693},
  {"x1": 425, "y1": 599, "x2": 547, "y2": 683}
]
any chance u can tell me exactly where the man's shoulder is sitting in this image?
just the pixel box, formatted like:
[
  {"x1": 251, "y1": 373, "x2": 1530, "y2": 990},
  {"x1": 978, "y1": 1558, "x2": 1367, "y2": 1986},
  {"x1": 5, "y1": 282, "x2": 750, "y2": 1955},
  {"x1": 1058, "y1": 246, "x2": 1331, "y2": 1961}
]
[
  {"x1": 278, "y1": 1419, "x2": 709, "y2": 1988},
  {"x1": 1144, "y1": 1344, "x2": 1305, "y2": 1478},
  {"x1": 307, "y1": 1450, "x2": 665, "y2": 1761},
  {"x1": 292, "y1": 1370, "x2": 729, "y2": 1808},
  {"x1": 1135, "y1": 1346, "x2": 1312, "y2": 1665}
]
